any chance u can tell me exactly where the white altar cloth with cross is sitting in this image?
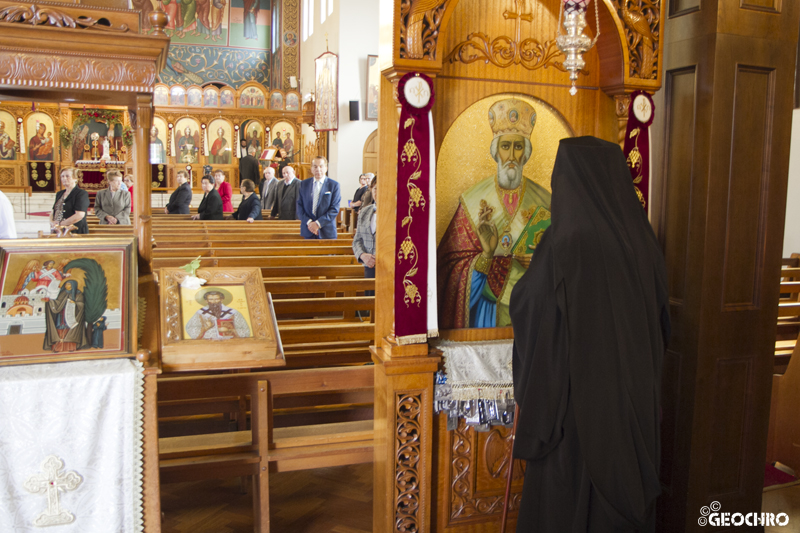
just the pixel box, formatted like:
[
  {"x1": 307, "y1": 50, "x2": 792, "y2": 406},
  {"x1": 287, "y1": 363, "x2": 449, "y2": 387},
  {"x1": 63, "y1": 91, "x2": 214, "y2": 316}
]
[{"x1": 0, "y1": 358, "x2": 144, "y2": 533}]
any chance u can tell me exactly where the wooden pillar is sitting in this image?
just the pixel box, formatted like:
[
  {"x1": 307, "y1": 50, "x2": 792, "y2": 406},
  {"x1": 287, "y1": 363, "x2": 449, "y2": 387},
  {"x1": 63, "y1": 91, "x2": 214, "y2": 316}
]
[
  {"x1": 132, "y1": 93, "x2": 154, "y2": 274},
  {"x1": 371, "y1": 0, "x2": 448, "y2": 527},
  {"x1": 653, "y1": 3, "x2": 800, "y2": 530}
]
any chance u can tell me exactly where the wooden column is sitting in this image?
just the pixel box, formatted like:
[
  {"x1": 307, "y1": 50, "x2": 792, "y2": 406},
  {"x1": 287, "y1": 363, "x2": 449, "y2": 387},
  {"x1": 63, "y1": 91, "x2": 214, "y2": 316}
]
[
  {"x1": 653, "y1": 2, "x2": 800, "y2": 530},
  {"x1": 133, "y1": 93, "x2": 154, "y2": 274}
]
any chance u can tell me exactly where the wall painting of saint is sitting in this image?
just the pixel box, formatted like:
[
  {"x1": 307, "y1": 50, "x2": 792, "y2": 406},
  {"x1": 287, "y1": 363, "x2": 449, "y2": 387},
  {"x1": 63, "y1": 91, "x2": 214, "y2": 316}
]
[
  {"x1": 25, "y1": 113, "x2": 55, "y2": 162},
  {"x1": 174, "y1": 117, "x2": 201, "y2": 164},
  {"x1": 0, "y1": 239, "x2": 136, "y2": 365},
  {"x1": 229, "y1": 0, "x2": 271, "y2": 49},
  {"x1": 0, "y1": 111, "x2": 17, "y2": 160},
  {"x1": 436, "y1": 95, "x2": 573, "y2": 330},
  {"x1": 154, "y1": 85, "x2": 170, "y2": 106},
  {"x1": 208, "y1": 118, "x2": 232, "y2": 165}
]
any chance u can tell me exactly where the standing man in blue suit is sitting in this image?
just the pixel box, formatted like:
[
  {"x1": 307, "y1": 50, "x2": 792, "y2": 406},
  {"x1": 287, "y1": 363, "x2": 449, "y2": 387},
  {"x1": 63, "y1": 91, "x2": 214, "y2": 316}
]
[{"x1": 296, "y1": 156, "x2": 341, "y2": 239}]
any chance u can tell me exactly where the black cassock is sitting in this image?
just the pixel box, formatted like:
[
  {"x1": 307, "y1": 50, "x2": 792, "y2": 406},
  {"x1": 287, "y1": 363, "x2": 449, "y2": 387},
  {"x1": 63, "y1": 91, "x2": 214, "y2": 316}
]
[{"x1": 510, "y1": 137, "x2": 670, "y2": 532}]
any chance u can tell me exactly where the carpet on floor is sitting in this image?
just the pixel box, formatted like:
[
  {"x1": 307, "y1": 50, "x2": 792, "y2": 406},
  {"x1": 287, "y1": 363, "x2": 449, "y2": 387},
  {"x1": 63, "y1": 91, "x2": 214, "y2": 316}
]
[{"x1": 765, "y1": 463, "x2": 797, "y2": 488}]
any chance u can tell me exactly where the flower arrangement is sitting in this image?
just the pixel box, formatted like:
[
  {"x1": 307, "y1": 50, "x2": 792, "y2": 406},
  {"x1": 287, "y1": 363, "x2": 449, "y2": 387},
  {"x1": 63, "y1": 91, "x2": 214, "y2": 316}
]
[
  {"x1": 59, "y1": 126, "x2": 72, "y2": 147},
  {"x1": 122, "y1": 126, "x2": 134, "y2": 147},
  {"x1": 68, "y1": 109, "x2": 125, "y2": 148}
]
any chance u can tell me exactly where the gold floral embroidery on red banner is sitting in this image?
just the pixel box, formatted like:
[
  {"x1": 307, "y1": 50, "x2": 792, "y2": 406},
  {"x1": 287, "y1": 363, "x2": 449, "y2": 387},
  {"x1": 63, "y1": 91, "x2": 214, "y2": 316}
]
[{"x1": 398, "y1": 116, "x2": 426, "y2": 307}]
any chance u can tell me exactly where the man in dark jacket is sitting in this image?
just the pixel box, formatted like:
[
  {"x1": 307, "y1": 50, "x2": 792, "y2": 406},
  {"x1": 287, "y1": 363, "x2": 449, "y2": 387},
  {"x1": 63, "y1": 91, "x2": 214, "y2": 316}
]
[
  {"x1": 271, "y1": 165, "x2": 301, "y2": 220},
  {"x1": 231, "y1": 179, "x2": 263, "y2": 223},
  {"x1": 239, "y1": 145, "x2": 260, "y2": 187},
  {"x1": 192, "y1": 175, "x2": 223, "y2": 220},
  {"x1": 165, "y1": 169, "x2": 192, "y2": 214},
  {"x1": 258, "y1": 166, "x2": 279, "y2": 212}
]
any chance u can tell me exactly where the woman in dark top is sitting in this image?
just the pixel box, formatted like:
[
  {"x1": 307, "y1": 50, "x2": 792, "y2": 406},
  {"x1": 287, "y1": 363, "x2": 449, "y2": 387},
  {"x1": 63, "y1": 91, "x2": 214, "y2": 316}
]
[
  {"x1": 50, "y1": 167, "x2": 89, "y2": 234},
  {"x1": 231, "y1": 179, "x2": 262, "y2": 222},
  {"x1": 191, "y1": 175, "x2": 223, "y2": 220},
  {"x1": 165, "y1": 169, "x2": 192, "y2": 214}
]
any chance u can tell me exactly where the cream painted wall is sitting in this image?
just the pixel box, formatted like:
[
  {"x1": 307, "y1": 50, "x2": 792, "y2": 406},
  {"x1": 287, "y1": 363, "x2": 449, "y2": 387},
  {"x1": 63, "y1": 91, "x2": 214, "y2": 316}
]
[{"x1": 299, "y1": 0, "x2": 379, "y2": 207}]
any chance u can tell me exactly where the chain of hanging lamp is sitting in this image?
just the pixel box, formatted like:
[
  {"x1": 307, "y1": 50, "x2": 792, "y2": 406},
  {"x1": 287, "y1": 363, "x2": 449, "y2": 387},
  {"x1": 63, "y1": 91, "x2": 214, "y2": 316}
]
[{"x1": 556, "y1": 0, "x2": 601, "y2": 95}]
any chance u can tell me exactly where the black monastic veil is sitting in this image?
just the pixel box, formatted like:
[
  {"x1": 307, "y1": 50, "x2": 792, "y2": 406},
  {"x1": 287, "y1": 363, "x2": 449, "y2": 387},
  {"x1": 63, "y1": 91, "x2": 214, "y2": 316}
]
[{"x1": 510, "y1": 136, "x2": 670, "y2": 532}]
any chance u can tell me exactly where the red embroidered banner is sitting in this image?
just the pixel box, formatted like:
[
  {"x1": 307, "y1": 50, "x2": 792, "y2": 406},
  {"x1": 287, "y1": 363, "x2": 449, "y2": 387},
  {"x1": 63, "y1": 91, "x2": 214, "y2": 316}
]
[
  {"x1": 623, "y1": 90, "x2": 655, "y2": 211},
  {"x1": 395, "y1": 72, "x2": 435, "y2": 344}
]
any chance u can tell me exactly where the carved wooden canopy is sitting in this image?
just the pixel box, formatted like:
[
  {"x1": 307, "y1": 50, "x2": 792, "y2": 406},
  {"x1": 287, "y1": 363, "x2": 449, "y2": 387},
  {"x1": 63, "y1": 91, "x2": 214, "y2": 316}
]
[{"x1": 0, "y1": 1, "x2": 169, "y2": 106}]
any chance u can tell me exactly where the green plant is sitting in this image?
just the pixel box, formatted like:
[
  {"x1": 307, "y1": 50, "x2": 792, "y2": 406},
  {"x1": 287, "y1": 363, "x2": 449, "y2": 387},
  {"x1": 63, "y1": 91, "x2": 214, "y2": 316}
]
[
  {"x1": 59, "y1": 126, "x2": 72, "y2": 147},
  {"x1": 64, "y1": 258, "x2": 108, "y2": 343},
  {"x1": 122, "y1": 126, "x2": 134, "y2": 147}
]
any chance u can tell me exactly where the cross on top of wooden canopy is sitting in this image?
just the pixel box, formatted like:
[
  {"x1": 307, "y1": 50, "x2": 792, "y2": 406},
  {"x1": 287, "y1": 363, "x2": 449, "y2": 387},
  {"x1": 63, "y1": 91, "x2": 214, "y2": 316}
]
[{"x1": 503, "y1": 0, "x2": 534, "y2": 44}]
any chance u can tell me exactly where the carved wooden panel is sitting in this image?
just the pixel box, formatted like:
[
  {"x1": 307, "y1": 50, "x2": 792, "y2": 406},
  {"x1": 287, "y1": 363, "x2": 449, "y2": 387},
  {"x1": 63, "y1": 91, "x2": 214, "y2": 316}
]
[
  {"x1": 399, "y1": 0, "x2": 450, "y2": 60},
  {"x1": 434, "y1": 415, "x2": 524, "y2": 532},
  {"x1": 661, "y1": 67, "x2": 696, "y2": 304},
  {"x1": 396, "y1": 392, "x2": 422, "y2": 532},
  {"x1": 708, "y1": 358, "x2": 752, "y2": 495},
  {"x1": 0, "y1": 52, "x2": 157, "y2": 92},
  {"x1": 610, "y1": 0, "x2": 662, "y2": 80},
  {"x1": 441, "y1": 0, "x2": 594, "y2": 89},
  {"x1": 721, "y1": 67, "x2": 774, "y2": 309}
]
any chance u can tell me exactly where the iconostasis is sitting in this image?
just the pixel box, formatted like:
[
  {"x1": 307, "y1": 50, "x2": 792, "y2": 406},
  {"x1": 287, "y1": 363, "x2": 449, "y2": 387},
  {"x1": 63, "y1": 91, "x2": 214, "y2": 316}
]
[
  {"x1": 0, "y1": 82, "x2": 306, "y2": 193},
  {"x1": 151, "y1": 81, "x2": 305, "y2": 190}
]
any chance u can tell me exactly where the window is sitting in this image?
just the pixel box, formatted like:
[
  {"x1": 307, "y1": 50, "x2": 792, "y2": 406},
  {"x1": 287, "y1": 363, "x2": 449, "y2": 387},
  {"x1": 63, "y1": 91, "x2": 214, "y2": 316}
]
[
  {"x1": 302, "y1": 0, "x2": 314, "y2": 41},
  {"x1": 328, "y1": 0, "x2": 333, "y2": 16},
  {"x1": 308, "y1": 0, "x2": 315, "y2": 37},
  {"x1": 320, "y1": 0, "x2": 326, "y2": 24}
]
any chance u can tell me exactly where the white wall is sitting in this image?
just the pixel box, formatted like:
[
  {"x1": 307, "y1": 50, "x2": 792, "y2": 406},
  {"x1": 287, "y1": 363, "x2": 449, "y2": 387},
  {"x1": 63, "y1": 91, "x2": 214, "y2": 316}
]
[
  {"x1": 299, "y1": 0, "x2": 379, "y2": 207},
  {"x1": 784, "y1": 109, "x2": 800, "y2": 256}
]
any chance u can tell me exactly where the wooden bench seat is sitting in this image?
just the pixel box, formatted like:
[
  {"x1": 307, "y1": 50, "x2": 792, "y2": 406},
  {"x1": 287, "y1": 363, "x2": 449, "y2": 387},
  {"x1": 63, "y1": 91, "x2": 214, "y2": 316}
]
[
  {"x1": 153, "y1": 245, "x2": 354, "y2": 257},
  {"x1": 157, "y1": 367, "x2": 375, "y2": 532},
  {"x1": 152, "y1": 255, "x2": 358, "y2": 268}
]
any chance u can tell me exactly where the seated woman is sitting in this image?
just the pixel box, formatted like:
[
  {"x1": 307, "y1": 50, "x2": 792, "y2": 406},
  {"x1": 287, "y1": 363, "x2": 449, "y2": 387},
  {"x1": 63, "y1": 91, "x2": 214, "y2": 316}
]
[
  {"x1": 95, "y1": 169, "x2": 131, "y2": 225},
  {"x1": 50, "y1": 167, "x2": 89, "y2": 234},
  {"x1": 230, "y1": 179, "x2": 262, "y2": 223},
  {"x1": 165, "y1": 170, "x2": 192, "y2": 214},
  {"x1": 191, "y1": 175, "x2": 223, "y2": 220}
]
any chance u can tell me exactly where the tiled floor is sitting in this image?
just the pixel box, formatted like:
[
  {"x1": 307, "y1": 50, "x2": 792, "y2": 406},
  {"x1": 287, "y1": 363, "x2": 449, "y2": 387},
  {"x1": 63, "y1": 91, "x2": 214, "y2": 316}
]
[{"x1": 763, "y1": 482, "x2": 800, "y2": 532}]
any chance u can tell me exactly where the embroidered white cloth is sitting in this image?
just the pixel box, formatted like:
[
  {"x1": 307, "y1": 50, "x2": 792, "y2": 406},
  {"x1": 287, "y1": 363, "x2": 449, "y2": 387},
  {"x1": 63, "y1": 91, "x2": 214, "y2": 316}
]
[
  {"x1": 435, "y1": 339, "x2": 514, "y2": 401},
  {"x1": 0, "y1": 358, "x2": 144, "y2": 533}
]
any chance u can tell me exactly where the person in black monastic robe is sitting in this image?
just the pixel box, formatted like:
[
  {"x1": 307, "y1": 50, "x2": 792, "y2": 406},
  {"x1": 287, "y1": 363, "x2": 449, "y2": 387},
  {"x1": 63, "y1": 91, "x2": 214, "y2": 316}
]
[{"x1": 510, "y1": 136, "x2": 670, "y2": 533}]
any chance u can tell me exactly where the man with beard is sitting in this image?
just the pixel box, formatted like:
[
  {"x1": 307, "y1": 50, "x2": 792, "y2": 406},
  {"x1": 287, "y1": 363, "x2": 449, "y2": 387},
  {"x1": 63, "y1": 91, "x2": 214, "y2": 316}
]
[
  {"x1": 185, "y1": 289, "x2": 251, "y2": 340},
  {"x1": 437, "y1": 98, "x2": 551, "y2": 329},
  {"x1": 209, "y1": 127, "x2": 229, "y2": 164}
]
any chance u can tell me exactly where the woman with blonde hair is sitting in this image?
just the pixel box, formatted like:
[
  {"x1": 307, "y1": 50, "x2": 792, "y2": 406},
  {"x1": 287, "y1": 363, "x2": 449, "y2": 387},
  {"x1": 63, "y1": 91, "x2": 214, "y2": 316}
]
[{"x1": 50, "y1": 167, "x2": 89, "y2": 234}]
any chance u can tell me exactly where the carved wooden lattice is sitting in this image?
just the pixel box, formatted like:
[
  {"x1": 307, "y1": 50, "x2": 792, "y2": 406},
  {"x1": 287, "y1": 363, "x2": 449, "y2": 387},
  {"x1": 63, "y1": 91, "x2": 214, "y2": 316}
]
[
  {"x1": 0, "y1": 166, "x2": 15, "y2": 185},
  {"x1": 399, "y1": 0, "x2": 450, "y2": 60},
  {"x1": 395, "y1": 393, "x2": 422, "y2": 532},
  {"x1": 449, "y1": 419, "x2": 524, "y2": 521},
  {"x1": 0, "y1": 4, "x2": 129, "y2": 32},
  {"x1": 612, "y1": 0, "x2": 661, "y2": 80}
]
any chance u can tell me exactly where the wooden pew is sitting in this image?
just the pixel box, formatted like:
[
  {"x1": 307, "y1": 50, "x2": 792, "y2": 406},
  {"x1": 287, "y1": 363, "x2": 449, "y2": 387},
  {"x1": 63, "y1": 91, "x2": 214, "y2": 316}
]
[{"x1": 158, "y1": 367, "x2": 375, "y2": 532}]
